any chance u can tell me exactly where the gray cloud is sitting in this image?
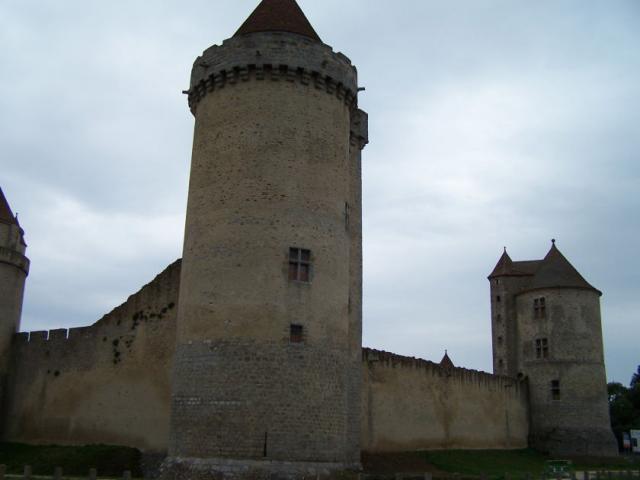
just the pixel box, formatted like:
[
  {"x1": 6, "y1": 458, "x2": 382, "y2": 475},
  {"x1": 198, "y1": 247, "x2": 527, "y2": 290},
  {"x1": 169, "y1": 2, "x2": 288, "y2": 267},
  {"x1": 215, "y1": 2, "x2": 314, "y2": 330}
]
[{"x1": 1, "y1": 0, "x2": 638, "y2": 384}]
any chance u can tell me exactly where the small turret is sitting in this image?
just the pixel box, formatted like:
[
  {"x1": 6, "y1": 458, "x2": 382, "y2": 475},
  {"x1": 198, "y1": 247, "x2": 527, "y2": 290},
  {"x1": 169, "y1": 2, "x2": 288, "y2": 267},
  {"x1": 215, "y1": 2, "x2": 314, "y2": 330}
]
[{"x1": 0, "y1": 188, "x2": 30, "y2": 426}]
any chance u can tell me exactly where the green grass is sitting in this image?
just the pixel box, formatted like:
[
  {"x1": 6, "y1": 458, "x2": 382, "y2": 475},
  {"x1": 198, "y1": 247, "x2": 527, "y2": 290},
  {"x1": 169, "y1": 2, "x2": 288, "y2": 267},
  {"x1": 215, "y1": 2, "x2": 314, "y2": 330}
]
[
  {"x1": 422, "y1": 449, "x2": 638, "y2": 478},
  {"x1": 364, "y1": 450, "x2": 638, "y2": 479},
  {"x1": 422, "y1": 449, "x2": 549, "y2": 478},
  {"x1": 0, "y1": 442, "x2": 142, "y2": 477}
]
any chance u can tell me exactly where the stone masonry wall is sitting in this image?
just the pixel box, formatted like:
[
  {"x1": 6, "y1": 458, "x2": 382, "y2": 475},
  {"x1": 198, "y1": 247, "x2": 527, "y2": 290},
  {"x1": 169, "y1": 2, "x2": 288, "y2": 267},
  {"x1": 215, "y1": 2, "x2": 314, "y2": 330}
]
[
  {"x1": 2, "y1": 260, "x2": 181, "y2": 453},
  {"x1": 168, "y1": 31, "x2": 360, "y2": 468},
  {"x1": 4, "y1": 258, "x2": 535, "y2": 455},
  {"x1": 516, "y1": 288, "x2": 618, "y2": 456},
  {"x1": 361, "y1": 349, "x2": 530, "y2": 452}
]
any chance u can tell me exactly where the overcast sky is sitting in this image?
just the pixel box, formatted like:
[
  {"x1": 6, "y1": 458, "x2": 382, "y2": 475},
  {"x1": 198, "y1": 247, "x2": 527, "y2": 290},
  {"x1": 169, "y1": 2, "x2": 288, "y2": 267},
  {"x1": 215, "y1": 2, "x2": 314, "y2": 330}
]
[{"x1": 1, "y1": 0, "x2": 638, "y2": 384}]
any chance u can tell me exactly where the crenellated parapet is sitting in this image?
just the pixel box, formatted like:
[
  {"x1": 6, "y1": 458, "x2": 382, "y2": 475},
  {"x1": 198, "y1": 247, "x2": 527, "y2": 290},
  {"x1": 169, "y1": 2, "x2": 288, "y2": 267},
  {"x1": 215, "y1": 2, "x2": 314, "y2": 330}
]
[
  {"x1": 363, "y1": 347, "x2": 526, "y2": 391},
  {"x1": 3, "y1": 260, "x2": 182, "y2": 451},
  {"x1": 186, "y1": 32, "x2": 359, "y2": 114}
]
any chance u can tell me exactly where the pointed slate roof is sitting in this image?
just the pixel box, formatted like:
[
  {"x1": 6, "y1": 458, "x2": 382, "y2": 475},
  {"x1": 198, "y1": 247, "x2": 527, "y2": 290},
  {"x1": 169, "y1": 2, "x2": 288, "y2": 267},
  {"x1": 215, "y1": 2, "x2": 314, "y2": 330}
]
[
  {"x1": 488, "y1": 249, "x2": 541, "y2": 278},
  {"x1": 528, "y1": 241, "x2": 599, "y2": 293},
  {"x1": 234, "y1": 0, "x2": 321, "y2": 42},
  {"x1": 488, "y1": 249, "x2": 513, "y2": 278},
  {"x1": 440, "y1": 350, "x2": 454, "y2": 370},
  {"x1": 0, "y1": 187, "x2": 19, "y2": 226}
]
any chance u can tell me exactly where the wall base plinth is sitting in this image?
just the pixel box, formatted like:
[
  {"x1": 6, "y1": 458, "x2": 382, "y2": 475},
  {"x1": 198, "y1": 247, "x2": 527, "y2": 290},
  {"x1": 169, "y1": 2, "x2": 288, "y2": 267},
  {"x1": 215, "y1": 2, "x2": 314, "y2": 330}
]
[
  {"x1": 159, "y1": 457, "x2": 361, "y2": 480},
  {"x1": 530, "y1": 428, "x2": 619, "y2": 457}
]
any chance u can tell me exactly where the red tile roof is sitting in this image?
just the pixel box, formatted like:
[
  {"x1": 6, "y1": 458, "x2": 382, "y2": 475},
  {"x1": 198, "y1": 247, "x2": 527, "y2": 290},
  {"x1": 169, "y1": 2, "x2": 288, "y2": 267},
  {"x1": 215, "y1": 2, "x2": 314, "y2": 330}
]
[
  {"x1": 234, "y1": 0, "x2": 321, "y2": 42},
  {"x1": 0, "y1": 187, "x2": 18, "y2": 226}
]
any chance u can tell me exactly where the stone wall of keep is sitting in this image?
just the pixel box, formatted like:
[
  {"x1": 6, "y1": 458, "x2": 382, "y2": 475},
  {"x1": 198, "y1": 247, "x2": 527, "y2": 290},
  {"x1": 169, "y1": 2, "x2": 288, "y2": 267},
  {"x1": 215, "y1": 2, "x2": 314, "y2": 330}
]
[
  {"x1": 168, "y1": 30, "x2": 360, "y2": 466},
  {"x1": 361, "y1": 349, "x2": 530, "y2": 452},
  {"x1": 2, "y1": 260, "x2": 181, "y2": 453}
]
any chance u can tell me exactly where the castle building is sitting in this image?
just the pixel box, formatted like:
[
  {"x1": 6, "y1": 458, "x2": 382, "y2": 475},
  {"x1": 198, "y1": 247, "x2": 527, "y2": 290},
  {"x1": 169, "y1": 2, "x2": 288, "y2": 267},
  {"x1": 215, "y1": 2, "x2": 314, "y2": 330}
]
[
  {"x1": 164, "y1": 0, "x2": 366, "y2": 475},
  {"x1": 489, "y1": 242, "x2": 618, "y2": 456},
  {"x1": 0, "y1": 0, "x2": 618, "y2": 474}
]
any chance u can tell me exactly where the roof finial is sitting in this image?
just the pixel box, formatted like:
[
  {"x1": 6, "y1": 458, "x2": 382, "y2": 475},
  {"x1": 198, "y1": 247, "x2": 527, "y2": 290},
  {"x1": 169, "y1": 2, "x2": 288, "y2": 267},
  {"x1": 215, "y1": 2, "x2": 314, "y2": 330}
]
[
  {"x1": 503, "y1": 246, "x2": 507, "y2": 253},
  {"x1": 551, "y1": 238, "x2": 556, "y2": 245}
]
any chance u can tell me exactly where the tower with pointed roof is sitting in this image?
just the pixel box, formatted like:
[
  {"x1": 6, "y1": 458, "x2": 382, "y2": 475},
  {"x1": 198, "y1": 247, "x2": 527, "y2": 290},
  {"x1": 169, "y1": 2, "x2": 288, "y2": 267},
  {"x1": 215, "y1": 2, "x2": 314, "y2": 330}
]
[
  {"x1": 488, "y1": 242, "x2": 617, "y2": 456},
  {"x1": 163, "y1": 0, "x2": 367, "y2": 476},
  {"x1": 0, "y1": 188, "x2": 30, "y2": 422}
]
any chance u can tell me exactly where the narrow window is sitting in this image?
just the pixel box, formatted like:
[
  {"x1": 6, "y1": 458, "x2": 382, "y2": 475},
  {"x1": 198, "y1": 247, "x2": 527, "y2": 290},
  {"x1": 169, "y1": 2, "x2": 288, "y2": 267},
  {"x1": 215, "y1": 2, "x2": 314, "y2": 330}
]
[
  {"x1": 497, "y1": 336, "x2": 503, "y2": 346},
  {"x1": 344, "y1": 202, "x2": 350, "y2": 229},
  {"x1": 289, "y1": 248, "x2": 311, "y2": 282},
  {"x1": 534, "y1": 297, "x2": 546, "y2": 319},
  {"x1": 498, "y1": 359, "x2": 504, "y2": 369},
  {"x1": 535, "y1": 338, "x2": 549, "y2": 359},
  {"x1": 496, "y1": 314, "x2": 502, "y2": 323},
  {"x1": 496, "y1": 295, "x2": 501, "y2": 303},
  {"x1": 551, "y1": 380, "x2": 561, "y2": 400},
  {"x1": 290, "y1": 324, "x2": 304, "y2": 343}
]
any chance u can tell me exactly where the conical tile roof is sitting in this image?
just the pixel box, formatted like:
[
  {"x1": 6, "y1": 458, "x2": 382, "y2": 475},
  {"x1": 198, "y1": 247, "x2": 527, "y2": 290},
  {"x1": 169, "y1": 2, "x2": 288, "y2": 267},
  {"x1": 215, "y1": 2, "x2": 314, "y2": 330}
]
[
  {"x1": 0, "y1": 187, "x2": 18, "y2": 226},
  {"x1": 489, "y1": 248, "x2": 542, "y2": 278},
  {"x1": 440, "y1": 351, "x2": 454, "y2": 370},
  {"x1": 528, "y1": 242, "x2": 599, "y2": 293},
  {"x1": 234, "y1": 0, "x2": 321, "y2": 42},
  {"x1": 488, "y1": 249, "x2": 513, "y2": 278}
]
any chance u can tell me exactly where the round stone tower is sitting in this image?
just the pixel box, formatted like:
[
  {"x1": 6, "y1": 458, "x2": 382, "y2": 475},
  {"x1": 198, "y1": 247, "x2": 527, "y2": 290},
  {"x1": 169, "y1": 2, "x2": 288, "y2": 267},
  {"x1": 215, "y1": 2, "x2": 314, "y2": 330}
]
[
  {"x1": 164, "y1": 0, "x2": 367, "y2": 476},
  {"x1": 0, "y1": 188, "x2": 29, "y2": 422},
  {"x1": 489, "y1": 242, "x2": 617, "y2": 456}
]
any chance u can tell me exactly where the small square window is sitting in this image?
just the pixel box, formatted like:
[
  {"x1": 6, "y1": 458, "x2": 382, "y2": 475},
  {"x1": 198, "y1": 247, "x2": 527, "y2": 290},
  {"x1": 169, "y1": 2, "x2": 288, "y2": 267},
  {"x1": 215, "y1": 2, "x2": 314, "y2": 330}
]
[
  {"x1": 289, "y1": 248, "x2": 311, "y2": 282},
  {"x1": 534, "y1": 297, "x2": 546, "y2": 319},
  {"x1": 535, "y1": 338, "x2": 549, "y2": 359},
  {"x1": 290, "y1": 324, "x2": 304, "y2": 343},
  {"x1": 551, "y1": 379, "x2": 560, "y2": 400}
]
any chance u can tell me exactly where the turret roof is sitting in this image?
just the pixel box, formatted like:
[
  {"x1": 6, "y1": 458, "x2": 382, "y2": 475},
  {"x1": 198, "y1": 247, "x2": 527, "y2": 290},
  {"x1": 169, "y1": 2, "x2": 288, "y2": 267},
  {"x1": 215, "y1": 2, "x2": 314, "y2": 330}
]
[
  {"x1": 489, "y1": 242, "x2": 599, "y2": 294},
  {"x1": 0, "y1": 187, "x2": 19, "y2": 226},
  {"x1": 440, "y1": 350, "x2": 454, "y2": 370},
  {"x1": 528, "y1": 242, "x2": 599, "y2": 293},
  {"x1": 234, "y1": 0, "x2": 322, "y2": 42},
  {"x1": 488, "y1": 249, "x2": 541, "y2": 278}
]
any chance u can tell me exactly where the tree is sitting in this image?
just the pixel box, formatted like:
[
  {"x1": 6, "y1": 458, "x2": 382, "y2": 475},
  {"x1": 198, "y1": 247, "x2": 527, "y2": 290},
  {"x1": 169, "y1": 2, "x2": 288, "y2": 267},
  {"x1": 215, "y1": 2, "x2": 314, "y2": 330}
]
[
  {"x1": 608, "y1": 365, "x2": 640, "y2": 451},
  {"x1": 631, "y1": 365, "x2": 640, "y2": 389}
]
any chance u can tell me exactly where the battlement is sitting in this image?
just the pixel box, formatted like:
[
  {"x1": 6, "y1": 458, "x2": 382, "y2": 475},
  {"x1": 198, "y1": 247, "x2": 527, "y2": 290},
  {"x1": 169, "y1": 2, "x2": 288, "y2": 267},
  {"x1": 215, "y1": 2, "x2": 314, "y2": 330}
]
[
  {"x1": 11, "y1": 259, "x2": 182, "y2": 356},
  {"x1": 12, "y1": 326, "x2": 98, "y2": 345},
  {"x1": 188, "y1": 32, "x2": 359, "y2": 113},
  {"x1": 363, "y1": 347, "x2": 525, "y2": 391}
]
